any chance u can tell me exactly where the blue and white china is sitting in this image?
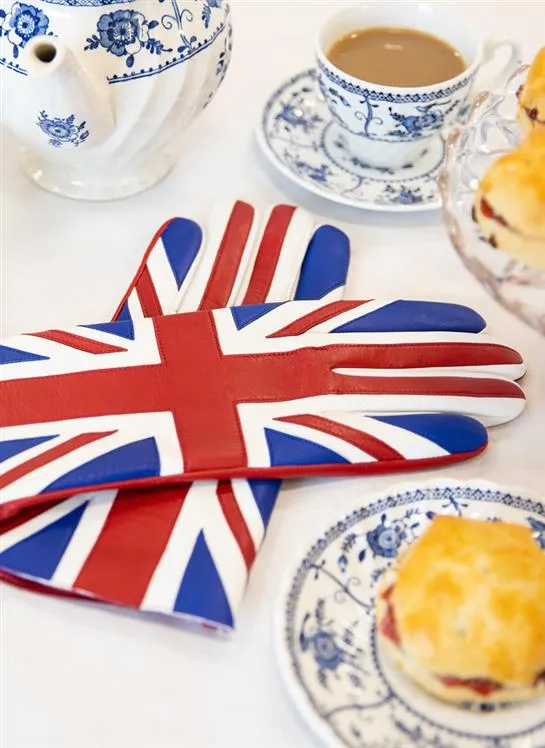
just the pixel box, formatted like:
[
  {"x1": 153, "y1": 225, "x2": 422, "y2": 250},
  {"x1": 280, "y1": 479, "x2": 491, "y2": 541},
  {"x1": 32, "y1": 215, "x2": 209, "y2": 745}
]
[
  {"x1": 0, "y1": 0, "x2": 232, "y2": 199},
  {"x1": 275, "y1": 479, "x2": 545, "y2": 748},
  {"x1": 315, "y1": 2, "x2": 521, "y2": 171},
  {"x1": 257, "y1": 69, "x2": 446, "y2": 213}
]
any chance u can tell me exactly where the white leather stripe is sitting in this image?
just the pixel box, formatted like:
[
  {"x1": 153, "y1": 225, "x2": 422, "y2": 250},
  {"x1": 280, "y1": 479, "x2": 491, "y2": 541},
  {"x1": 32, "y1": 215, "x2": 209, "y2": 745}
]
[
  {"x1": 52, "y1": 491, "x2": 117, "y2": 587},
  {"x1": 0, "y1": 431, "x2": 137, "y2": 504},
  {"x1": 335, "y1": 364, "x2": 525, "y2": 380},
  {"x1": 0, "y1": 495, "x2": 92, "y2": 552},
  {"x1": 303, "y1": 299, "x2": 395, "y2": 333},
  {"x1": 140, "y1": 483, "x2": 199, "y2": 611},
  {"x1": 327, "y1": 413, "x2": 449, "y2": 459},
  {"x1": 265, "y1": 208, "x2": 315, "y2": 302},
  {"x1": 141, "y1": 482, "x2": 247, "y2": 618},
  {"x1": 267, "y1": 418, "x2": 376, "y2": 465},
  {"x1": 225, "y1": 205, "x2": 263, "y2": 306},
  {"x1": 0, "y1": 434, "x2": 69, "y2": 476},
  {"x1": 2, "y1": 318, "x2": 161, "y2": 380},
  {"x1": 238, "y1": 406, "x2": 271, "y2": 469},
  {"x1": 127, "y1": 290, "x2": 144, "y2": 322},
  {"x1": 217, "y1": 298, "x2": 326, "y2": 339},
  {"x1": 202, "y1": 487, "x2": 249, "y2": 618},
  {"x1": 146, "y1": 239, "x2": 182, "y2": 316},
  {"x1": 238, "y1": 391, "x2": 525, "y2": 432},
  {"x1": 230, "y1": 479, "x2": 266, "y2": 549},
  {"x1": 177, "y1": 203, "x2": 243, "y2": 312},
  {"x1": 215, "y1": 308, "x2": 524, "y2": 370},
  {"x1": 0, "y1": 412, "x2": 183, "y2": 504},
  {"x1": 171, "y1": 225, "x2": 206, "y2": 314}
]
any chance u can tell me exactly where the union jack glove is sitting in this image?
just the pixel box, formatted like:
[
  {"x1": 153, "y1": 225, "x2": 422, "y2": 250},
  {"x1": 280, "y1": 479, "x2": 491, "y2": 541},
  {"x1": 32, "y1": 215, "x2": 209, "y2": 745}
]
[
  {"x1": 0, "y1": 201, "x2": 350, "y2": 631},
  {"x1": 0, "y1": 208, "x2": 526, "y2": 632},
  {"x1": 1, "y1": 298, "x2": 525, "y2": 498}
]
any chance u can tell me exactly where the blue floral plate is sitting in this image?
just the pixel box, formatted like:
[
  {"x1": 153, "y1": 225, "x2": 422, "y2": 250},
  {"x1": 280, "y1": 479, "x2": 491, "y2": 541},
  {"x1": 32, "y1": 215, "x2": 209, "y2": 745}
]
[
  {"x1": 275, "y1": 479, "x2": 545, "y2": 747},
  {"x1": 256, "y1": 70, "x2": 446, "y2": 213}
]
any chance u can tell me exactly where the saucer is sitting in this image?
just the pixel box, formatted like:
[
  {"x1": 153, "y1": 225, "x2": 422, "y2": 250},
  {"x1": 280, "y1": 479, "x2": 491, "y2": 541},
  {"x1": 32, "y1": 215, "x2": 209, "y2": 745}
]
[
  {"x1": 257, "y1": 69, "x2": 445, "y2": 213},
  {"x1": 275, "y1": 479, "x2": 545, "y2": 748}
]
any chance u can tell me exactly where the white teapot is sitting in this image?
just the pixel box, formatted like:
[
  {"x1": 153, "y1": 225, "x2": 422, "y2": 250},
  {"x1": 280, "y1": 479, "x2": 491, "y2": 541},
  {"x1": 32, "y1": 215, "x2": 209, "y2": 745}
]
[{"x1": 0, "y1": 0, "x2": 232, "y2": 199}]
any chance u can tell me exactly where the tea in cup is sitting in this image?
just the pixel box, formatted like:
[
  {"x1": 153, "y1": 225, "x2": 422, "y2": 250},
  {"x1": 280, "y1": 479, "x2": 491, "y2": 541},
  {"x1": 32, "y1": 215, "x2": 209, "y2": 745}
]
[{"x1": 316, "y1": 2, "x2": 521, "y2": 170}]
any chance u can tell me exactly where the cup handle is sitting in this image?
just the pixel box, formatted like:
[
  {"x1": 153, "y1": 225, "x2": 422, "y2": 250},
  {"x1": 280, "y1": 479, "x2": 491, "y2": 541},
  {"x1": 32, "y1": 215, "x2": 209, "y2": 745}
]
[{"x1": 471, "y1": 38, "x2": 522, "y2": 98}]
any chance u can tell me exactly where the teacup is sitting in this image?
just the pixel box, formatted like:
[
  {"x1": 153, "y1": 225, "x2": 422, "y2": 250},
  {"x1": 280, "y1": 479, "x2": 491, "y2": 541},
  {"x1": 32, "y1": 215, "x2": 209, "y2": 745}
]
[{"x1": 315, "y1": 2, "x2": 521, "y2": 170}]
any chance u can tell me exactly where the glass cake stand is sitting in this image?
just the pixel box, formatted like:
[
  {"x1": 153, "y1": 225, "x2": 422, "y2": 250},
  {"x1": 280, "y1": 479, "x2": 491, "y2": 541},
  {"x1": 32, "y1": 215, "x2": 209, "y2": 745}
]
[{"x1": 439, "y1": 65, "x2": 545, "y2": 335}]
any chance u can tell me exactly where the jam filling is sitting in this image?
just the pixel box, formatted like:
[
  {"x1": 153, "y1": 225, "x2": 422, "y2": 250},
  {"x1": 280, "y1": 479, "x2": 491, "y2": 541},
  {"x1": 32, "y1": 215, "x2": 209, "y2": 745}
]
[
  {"x1": 440, "y1": 670, "x2": 545, "y2": 696},
  {"x1": 380, "y1": 585, "x2": 543, "y2": 697},
  {"x1": 516, "y1": 85, "x2": 545, "y2": 123},
  {"x1": 480, "y1": 199, "x2": 509, "y2": 227},
  {"x1": 438, "y1": 676, "x2": 504, "y2": 697},
  {"x1": 526, "y1": 106, "x2": 540, "y2": 122},
  {"x1": 474, "y1": 199, "x2": 534, "y2": 248},
  {"x1": 379, "y1": 584, "x2": 402, "y2": 647}
]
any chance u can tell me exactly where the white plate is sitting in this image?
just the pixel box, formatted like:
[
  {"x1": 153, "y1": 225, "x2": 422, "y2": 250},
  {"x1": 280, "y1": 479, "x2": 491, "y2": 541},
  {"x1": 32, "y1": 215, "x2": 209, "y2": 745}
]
[
  {"x1": 256, "y1": 69, "x2": 445, "y2": 213},
  {"x1": 275, "y1": 479, "x2": 545, "y2": 748}
]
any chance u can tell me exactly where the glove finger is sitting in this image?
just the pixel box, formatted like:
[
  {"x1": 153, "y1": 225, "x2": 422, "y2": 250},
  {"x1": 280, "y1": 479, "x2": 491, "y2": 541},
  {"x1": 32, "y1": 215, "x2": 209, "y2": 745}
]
[
  {"x1": 293, "y1": 223, "x2": 350, "y2": 303},
  {"x1": 114, "y1": 201, "x2": 264, "y2": 319},
  {"x1": 177, "y1": 201, "x2": 257, "y2": 312},
  {"x1": 282, "y1": 223, "x2": 350, "y2": 303},
  {"x1": 325, "y1": 332, "x2": 525, "y2": 382},
  {"x1": 0, "y1": 397, "x2": 500, "y2": 517},
  {"x1": 239, "y1": 205, "x2": 322, "y2": 304},
  {"x1": 252, "y1": 299, "x2": 488, "y2": 338},
  {"x1": 325, "y1": 374, "x2": 525, "y2": 426},
  {"x1": 115, "y1": 217, "x2": 204, "y2": 321},
  {"x1": 325, "y1": 299, "x2": 488, "y2": 334},
  {"x1": 257, "y1": 412, "x2": 488, "y2": 469},
  {"x1": 172, "y1": 202, "x2": 350, "y2": 312},
  {"x1": 231, "y1": 205, "x2": 350, "y2": 306}
]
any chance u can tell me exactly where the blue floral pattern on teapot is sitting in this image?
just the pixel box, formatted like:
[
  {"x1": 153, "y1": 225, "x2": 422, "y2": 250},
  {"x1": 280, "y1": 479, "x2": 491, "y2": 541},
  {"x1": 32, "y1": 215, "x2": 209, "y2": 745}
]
[
  {"x1": 37, "y1": 110, "x2": 89, "y2": 147},
  {"x1": 0, "y1": 1, "x2": 51, "y2": 59},
  {"x1": 84, "y1": 9, "x2": 172, "y2": 68},
  {"x1": 0, "y1": 0, "x2": 232, "y2": 198},
  {"x1": 1, "y1": 0, "x2": 230, "y2": 83}
]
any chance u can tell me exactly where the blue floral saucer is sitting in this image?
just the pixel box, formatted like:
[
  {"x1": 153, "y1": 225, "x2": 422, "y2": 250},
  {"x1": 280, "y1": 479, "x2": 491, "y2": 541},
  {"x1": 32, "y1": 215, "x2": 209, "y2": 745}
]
[
  {"x1": 257, "y1": 70, "x2": 446, "y2": 212},
  {"x1": 275, "y1": 480, "x2": 545, "y2": 748}
]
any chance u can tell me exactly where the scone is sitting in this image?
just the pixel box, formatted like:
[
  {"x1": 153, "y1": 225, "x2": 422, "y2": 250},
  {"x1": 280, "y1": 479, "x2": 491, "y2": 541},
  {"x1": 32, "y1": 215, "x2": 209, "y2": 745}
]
[
  {"x1": 376, "y1": 515, "x2": 545, "y2": 704},
  {"x1": 472, "y1": 128, "x2": 545, "y2": 270},
  {"x1": 518, "y1": 47, "x2": 545, "y2": 135}
]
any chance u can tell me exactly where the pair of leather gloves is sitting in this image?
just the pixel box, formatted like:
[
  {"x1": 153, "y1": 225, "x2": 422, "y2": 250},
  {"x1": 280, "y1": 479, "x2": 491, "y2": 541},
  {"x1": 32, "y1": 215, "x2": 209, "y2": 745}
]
[{"x1": 0, "y1": 201, "x2": 526, "y2": 630}]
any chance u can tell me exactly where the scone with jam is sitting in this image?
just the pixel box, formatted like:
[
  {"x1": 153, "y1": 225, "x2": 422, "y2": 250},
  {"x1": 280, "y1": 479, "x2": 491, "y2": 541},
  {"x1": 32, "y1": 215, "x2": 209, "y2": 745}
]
[
  {"x1": 376, "y1": 515, "x2": 545, "y2": 704},
  {"x1": 472, "y1": 128, "x2": 545, "y2": 270},
  {"x1": 518, "y1": 47, "x2": 545, "y2": 135}
]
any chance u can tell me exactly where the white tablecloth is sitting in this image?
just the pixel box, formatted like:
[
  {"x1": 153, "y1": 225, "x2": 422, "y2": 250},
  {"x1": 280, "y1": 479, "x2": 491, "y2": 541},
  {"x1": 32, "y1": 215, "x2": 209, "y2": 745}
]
[{"x1": 1, "y1": 2, "x2": 544, "y2": 746}]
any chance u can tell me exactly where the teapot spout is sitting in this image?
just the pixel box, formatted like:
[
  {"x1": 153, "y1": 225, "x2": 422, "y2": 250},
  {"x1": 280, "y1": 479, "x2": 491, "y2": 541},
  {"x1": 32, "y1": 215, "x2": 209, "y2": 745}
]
[{"x1": 23, "y1": 36, "x2": 115, "y2": 148}]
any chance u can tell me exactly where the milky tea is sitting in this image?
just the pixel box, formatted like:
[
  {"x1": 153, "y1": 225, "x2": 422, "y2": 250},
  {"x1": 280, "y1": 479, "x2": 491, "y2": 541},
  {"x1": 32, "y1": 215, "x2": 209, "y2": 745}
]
[{"x1": 327, "y1": 27, "x2": 466, "y2": 87}]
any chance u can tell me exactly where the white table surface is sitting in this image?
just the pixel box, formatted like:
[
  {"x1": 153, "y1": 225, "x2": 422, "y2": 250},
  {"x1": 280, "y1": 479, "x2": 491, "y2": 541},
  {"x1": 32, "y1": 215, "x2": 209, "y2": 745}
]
[{"x1": 1, "y1": 2, "x2": 544, "y2": 746}]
